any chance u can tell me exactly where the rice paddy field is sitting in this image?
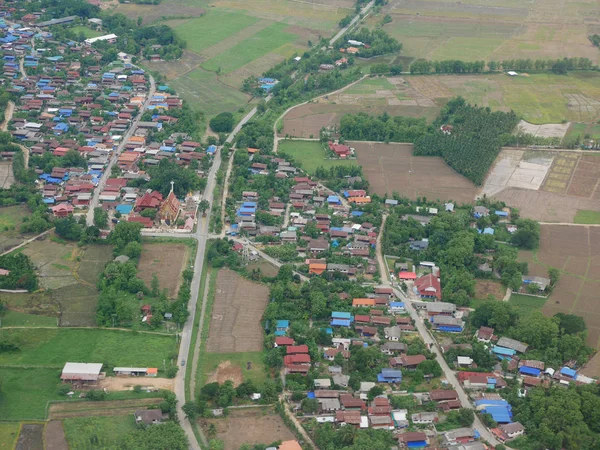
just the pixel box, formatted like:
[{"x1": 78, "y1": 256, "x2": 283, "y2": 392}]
[
  {"x1": 370, "y1": 0, "x2": 599, "y2": 65},
  {"x1": 134, "y1": 0, "x2": 353, "y2": 118}
]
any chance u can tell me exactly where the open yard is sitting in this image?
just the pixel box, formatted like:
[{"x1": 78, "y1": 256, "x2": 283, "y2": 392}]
[
  {"x1": 482, "y1": 149, "x2": 600, "y2": 223},
  {"x1": 0, "y1": 328, "x2": 177, "y2": 369},
  {"x1": 202, "y1": 351, "x2": 267, "y2": 388},
  {"x1": 137, "y1": 242, "x2": 190, "y2": 297},
  {"x1": 206, "y1": 269, "x2": 269, "y2": 353},
  {"x1": 372, "y1": 0, "x2": 598, "y2": 65},
  {"x1": 278, "y1": 139, "x2": 357, "y2": 174},
  {"x1": 200, "y1": 407, "x2": 296, "y2": 450},
  {"x1": 62, "y1": 415, "x2": 137, "y2": 449},
  {"x1": 0, "y1": 205, "x2": 33, "y2": 253},
  {"x1": 353, "y1": 142, "x2": 480, "y2": 203},
  {"x1": 474, "y1": 280, "x2": 506, "y2": 301}
]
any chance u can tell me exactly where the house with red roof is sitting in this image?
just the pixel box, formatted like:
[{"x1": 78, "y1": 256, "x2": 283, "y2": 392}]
[
  {"x1": 328, "y1": 141, "x2": 350, "y2": 158},
  {"x1": 414, "y1": 273, "x2": 442, "y2": 300},
  {"x1": 135, "y1": 191, "x2": 162, "y2": 211},
  {"x1": 51, "y1": 203, "x2": 74, "y2": 217}
]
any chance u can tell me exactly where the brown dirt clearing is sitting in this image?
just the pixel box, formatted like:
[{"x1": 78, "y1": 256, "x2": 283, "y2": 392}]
[
  {"x1": 98, "y1": 377, "x2": 174, "y2": 392},
  {"x1": 137, "y1": 243, "x2": 189, "y2": 297},
  {"x1": 200, "y1": 408, "x2": 296, "y2": 450},
  {"x1": 206, "y1": 361, "x2": 243, "y2": 386},
  {"x1": 207, "y1": 269, "x2": 269, "y2": 353},
  {"x1": 44, "y1": 421, "x2": 67, "y2": 450}
]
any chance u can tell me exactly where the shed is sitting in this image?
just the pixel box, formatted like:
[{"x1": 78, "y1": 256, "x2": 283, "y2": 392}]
[{"x1": 61, "y1": 362, "x2": 103, "y2": 382}]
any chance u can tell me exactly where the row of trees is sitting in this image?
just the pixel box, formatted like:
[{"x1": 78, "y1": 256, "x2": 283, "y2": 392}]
[
  {"x1": 413, "y1": 97, "x2": 519, "y2": 185},
  {"x1": 410, "y1": 57, "x2": 595, "y2": 74}
]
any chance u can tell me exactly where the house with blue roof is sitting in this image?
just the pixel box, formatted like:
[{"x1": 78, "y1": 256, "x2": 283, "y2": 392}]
[
  {"x1": 331, "y1": 312, "x2": 353, "y2": 320},
  {"x1": 275, "y1": 320, "x2": 289, "y2": 336},
  {"x1": 378, "y1": 368, "x2": 402, "y2": 383},
  {"x1": 327, "y1": 195, "x2": 341, "y2": 205},
  {"x1": 492, "y1": 346, "x2": 517, "y2": 359},
  {"x1": 495, "y1": 210, "x2": 509, "y2": 217},
  {"x1": 330, "y1": 318, "x2": 351, "y2": 327},
  {"x1": 519, "y1": 366, "x2": 541, "y2": 377},
  {"x1": 479, "y1": 227, "x2": 495, "y2": 235},
  {"x1": 206, "y1": 145, "x2": 217, "y2": 155},
  {"x1": 560, "y1": 367, "x2": 577, "y2": 379},
  {"x1": 116, "y1": 204, "x2": 133, "y2": 215},
  {"x1": 53, "y1": 123, "x2": 68, "y2": 135},
  {"x1": 159, "y1": 146, "x2": 175, "y2": 153},
  {"x1": 351, "y1": 211, "x2": 364, "y2": 217},
  {"x1": 389, "y1": 302, "x2": 405, "y2": 313}
]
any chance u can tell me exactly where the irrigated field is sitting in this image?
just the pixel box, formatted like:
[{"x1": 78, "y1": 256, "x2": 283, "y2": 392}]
[
  {"x1": 484, "y1": 149, "x2": 600, "y2": 222},
  {"x1": 206, "y1": 269, "x2": 269, "y2": 353},
  {"x1": 200, "y1": 407, "x2": 296, "y2": 450},
  {"x1": 137, "y1": 242, "x2": 189, "y2": 297},
  {"x1": 517, "y1": 225, "x2": 600, "y2": 376},
  {"x1": 353, "y1": 142, "x2": 480, "y2": 203},
  {"x1": 371, "y1": 0, "x2": 599, "y2": 65}
]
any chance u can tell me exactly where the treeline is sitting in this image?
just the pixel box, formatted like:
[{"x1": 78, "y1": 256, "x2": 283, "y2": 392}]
[
  {"x1": 414, "y1": 97, "x2": 519, "y2": 185},
  {"x1": 339, "y1": 112, "x2": 428, "y2": 142},
  {"x1": 344, "y1": 27, "x2": 401, "y2": 58},
  {"x1": 119, "y1": 0, "x2": 161, "y2": 4},
  {"x1": 410, "y1": 57, "x2": 595, "y2": 74}
]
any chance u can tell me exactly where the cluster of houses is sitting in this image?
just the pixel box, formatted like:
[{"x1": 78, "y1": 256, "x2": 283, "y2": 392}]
[{"x1": 0, "y1": 17, "x2": 210, "y2": 230}]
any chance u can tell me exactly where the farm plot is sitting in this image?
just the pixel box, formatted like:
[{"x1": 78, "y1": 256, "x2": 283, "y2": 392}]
[
  {"x1": 14, "y1": 424, "x2": 43, "y2": 450},
  {"x1": 137, "y1": 243, "x2": 189, "y2": 297},
  {"x1": 44, "y1": 421, "x2": 67, "y2": 450},
  {"x1": 0, "y1": 205, "x2": 34, "y2": 253},
  {"x1": 482, "y1": 149, "x2": 600, "y2": 222},
  {"x1": 49, "y1": 398, "x2": 162, "y2": 420},
  {"x1": 474, "y1": 280, "x2": 506, "y2": 301},
  {"x1": 353, "y1": 142, "x2": 479, "y2": 203},
  {"x1": 517, "y1": 226, "x2": 600, "y2": 368},
  {"x1": 200, "y1": 407, "x2": 296, "y2": 450},
  {"x1": 206, "y1": 269, "x2": 269, "y2": 353},
  {"x1": 0, "y1": 328, "x2": 177, "y2": 369},
  {"x1": 62, "y1": 416, "x2": 137, "y2": 449},
  {"x1": 0, "y1": 368, "x2": 63, "y2": 420},
  {"x1": 376, "y1": 0, "x2": 598, "y2": 64},
  {"x1": 113, "y1": 0, "x2": 206, "y2": 25},
  {"x1": 0, "y1": 162, "x2": 14, "y2": 189},
  {"x1": 0, "y1": 423, "x2": 18, "y2": 449}
]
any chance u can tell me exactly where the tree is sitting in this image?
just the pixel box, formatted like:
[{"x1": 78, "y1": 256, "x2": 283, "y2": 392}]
[
  {"x1": 471, "y1": 301, "x2": 518, "y2": 333},
  {"x1": 554, "y1": 313, "x2": 586, "y2": 335},
  {"x1": 93, "y1": 207, "x2": 108, "y2": 229},
  {"x1": 182, "y1": 401, "x2": 201, "y2": 419},
  {"x1": 199, "y1": 200, "x2": 210, "y2": 215},
  {"x1": 457, "y1": 408, "x2": 474, "y2": 426},
  {"x1": 511, "y1": 219, "x2": 540, "y2": 249},
  {"x1": 368, "y1": 385, "x2": 385, "y2": 401},
  {"x1": 301, "y1": 398, "x2": 319, "y2": 414},
  {"x1": 480, "y1": 413, "x2": 497, "y2": 428},
  {"x1": 110, "y1": 222, "x2": 143, "y2": 255},
  {"x1": 151, "y1": 274, "x2": 160, "y2": 297},
  {"x1": 123, "y1": 241, "x2": 143, "y2": 259},
  {"x1": 210, "y1": 112, "x2": 234, "y2": 133},
  {"x1": 548, "y1": 267, "x2": 560, "y2": 287}
]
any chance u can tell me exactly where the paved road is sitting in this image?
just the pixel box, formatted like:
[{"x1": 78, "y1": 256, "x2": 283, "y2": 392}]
[
  {"x1": 374, "y1": 220, "x2": 508, "y2": 448},
  {"x1": 329, "y1": 0, "x2": 375, "y2": 46},
  {"x1": 85, "y1": 73, "x2": 156, "y2": 226}
]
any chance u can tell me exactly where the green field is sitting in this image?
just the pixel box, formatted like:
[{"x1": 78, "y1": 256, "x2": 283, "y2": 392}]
[
  {"x1": 174, "y1": 10, "x2": 259, "y2": 54},
  {"x1": 63, "y1": 415, "x2": 138, "y2": 449},
  {"x1": 70, "y1": 25, "x2": 103, "y2": 39},
  {"x1": 345, "y1": 77, "x2": 398, "y2": 95},
  {"x1": 279, "y1": 140, "x2": 357, "y2": 174},
  {"x1": 508, "y1": 293, "x2": 547, "y2": 318},
  {"x1": 0, "y1": 368, "x2": 64, "y2": 419},
  {"x1": 0, "y1": 422, "x2": 18, "y2": 449},
  {"x1": 0, "y1": 310, "x2": 57, "y2": 327},
  {"x1": 169, "y1": 68, "x2": 250, "y2": 117},
  {"x1": 574, "y1": 210, "x2": 600, "y2": 225},
  {"x1": 201, "y1": 22, "x2": 296, "y2": 74},
  {"x1": 201, "y1": 351, "x2": 267, "y2": 388},
  {"x1": 0, "y1": 328, "x2": 177, "y2": 369}
]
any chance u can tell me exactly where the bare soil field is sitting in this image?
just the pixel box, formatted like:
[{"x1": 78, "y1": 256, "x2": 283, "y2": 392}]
[
  {"x1": 0, "y1": 161, "x2": 14, "y2": 188},
  {"x1": 200, "y1": 408, "x2": 295, "y2": 450},
  {"x1": 144, "y1": 50, "x2": 204, "y2": 80},
  {"x1": 206, "y1": 360, "x2": 243, "y2": 386},
  {"x1": 14, "y1": 424, "x2": 43, "y2": 450},
  {"x1": 113, "y1": 1, "x2": 205, "y2": 24},
  {"x1": 246, "y1": 259, "x2": 280, "y2": 277},
  {"x1": 517, "y1": 120, "x2": 571, "y2": 139},
  {"x1": 48, "y1": 398, "x2": 162, "y2": 420},
  {"x1": 521, "y1": 226, "x2": 600, "y2": 375},
  {"x1": 475, "y1": 280, "x2": 506, "y2": 301},
  {"x1": 44, "y1": 421, "x2": 67, "y2": 450},
  {"x1": 482, "y1": 149, "x2": 600, "y2": 222},
  {"x1": 353, "y1": 142, "x2": 479, "y2": 203},
  {"x1": 207, "y1": 269, "x2": 269, "y2": 353},
  {"x1": 137, "y1": 243, "x2": 189, "y2": 297},
  {"x1": 98, "y1": 376, "x2": 174, "y2": 392}
]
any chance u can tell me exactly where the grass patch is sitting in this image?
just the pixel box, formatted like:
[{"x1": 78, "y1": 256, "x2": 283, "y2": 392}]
[
  {"x1": 508, "y1": 293, "x2": 547, "y2": 317},
  {"x1": 344, "y1": 76, "x2": 397, "y2": 95},
  {"x1": 201, "y1": 22, "x2": 295, "y2": 74},
  {"x1": 0, "y1": 328, "x2": 177, "y2": 369},
  {"x1": 574, "y1": 210, "x2": 600, "y2": 224},
  {"x1": 63, "y1": 415, "x2": 137, "y2": 449},
  {"x1": 279, "y1": 140, "x2": 357, "y2": 174},
  {"x1": 174, "y1": 10, "x2": 260, "y2": 54},
  {"x1": 201, "y1": 351, "x2": 267, "y2": 388},
  {"x1": 70, "y1": 25, "x2": 103, "y2": 39},
  {"x1": 0, "y1": 422, "x2": 19, "y2": 449},
  {"x1": 0, "y1": 310, "x2": 57, "y2": 327},
  {"x1": 194, "y1": 266, "x2": 219, "y2": 395},
  {"x1": 0, "y1": 368, "x2": 63, "y2": 420}
]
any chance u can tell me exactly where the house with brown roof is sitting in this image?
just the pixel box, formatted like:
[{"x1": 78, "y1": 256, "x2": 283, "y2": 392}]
[
  {"x1": 134, "y1": 409, "x2": 164, "y2": 425},
  {"x1": 414, "y1": 273, "x2": 442, "y2": 300}
]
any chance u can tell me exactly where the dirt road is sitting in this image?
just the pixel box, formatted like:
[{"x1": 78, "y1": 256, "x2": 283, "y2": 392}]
[{"x1": 98, "y1": 376, "x2": 174, "y2": 391}]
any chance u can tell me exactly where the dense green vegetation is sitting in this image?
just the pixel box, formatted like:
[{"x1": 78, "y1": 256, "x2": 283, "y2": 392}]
[
  {"x1": 0, "y1": 253, "x2": 37, "y2": 291},
  {"x1": 410, "y1": 57, "x2": 595, "y2": 74},
  {"x1": 339, "y1": 112, "x2": 428, "y2": 142},
  {"x1": 413, "y1": 97, "x2": 519, "y2": 185},
  {"x1": 589, "y1": 35, "x2": 600, "y2": 48},
  {"x1": 344, "y1": 28, "x2": 401, "y2": 58}
]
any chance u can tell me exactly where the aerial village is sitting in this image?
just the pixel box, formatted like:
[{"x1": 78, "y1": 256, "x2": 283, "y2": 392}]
[{"x1": 0, "y1": 12, "x2": 210, "y2": 232}]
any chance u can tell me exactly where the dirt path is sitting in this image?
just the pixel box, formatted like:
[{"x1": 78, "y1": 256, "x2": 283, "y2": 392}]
[
  {"x1": 219, "y1": 150, "x2": 235, "y2": 237},
  {"x1": 98, "y1": 376, "x2": 174, "y2": 391},
  {"x1": 44, "y1": 421, "x2": 68, "y2": 450},
  {"x1": 376, "y1": 213, "x2": 389, "y2": 284},
  {"x1": 279, "y1": 393, "x2": 319, "y2": 449},
  {"x1": 1, "y1": 100, "x2": 14, "y2": 131}
]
